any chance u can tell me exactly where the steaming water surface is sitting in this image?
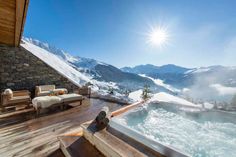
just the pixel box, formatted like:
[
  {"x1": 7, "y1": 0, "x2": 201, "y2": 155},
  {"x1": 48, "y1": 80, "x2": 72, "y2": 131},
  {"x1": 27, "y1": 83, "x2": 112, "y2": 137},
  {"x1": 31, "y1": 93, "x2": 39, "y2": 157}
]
[{"x1": 113, "y1": 103, "x2": 236, "y2": 157}]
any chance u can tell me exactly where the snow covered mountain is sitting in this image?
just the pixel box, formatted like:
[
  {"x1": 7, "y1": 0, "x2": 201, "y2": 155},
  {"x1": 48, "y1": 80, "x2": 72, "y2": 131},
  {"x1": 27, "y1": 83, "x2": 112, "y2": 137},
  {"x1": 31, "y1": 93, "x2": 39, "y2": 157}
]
[
  {"x1": 21, "y1": 37, "x2": 236, "y2": 104},
  {"x1": 122, "y1": 64, "x2": 236, "y2": 102},
  {"x1": 21, "y1": 38, "x2": 173, "y2": 94},
  {"x1": 122, "y1": 64, "x2": 192, "y2": 88},
  {"x1": 122, "y1": 64, "x2": 236, "y2": 88}
]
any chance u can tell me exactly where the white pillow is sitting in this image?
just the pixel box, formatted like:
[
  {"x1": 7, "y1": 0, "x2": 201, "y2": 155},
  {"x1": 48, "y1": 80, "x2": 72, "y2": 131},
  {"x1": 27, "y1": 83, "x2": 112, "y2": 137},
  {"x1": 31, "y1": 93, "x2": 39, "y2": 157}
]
[
  {"x1": 4, "y1": 89, "x2": 13, "y2": 99},
  {"x1": 4, "y1": 89, "x2": 13, "y2": 95}
]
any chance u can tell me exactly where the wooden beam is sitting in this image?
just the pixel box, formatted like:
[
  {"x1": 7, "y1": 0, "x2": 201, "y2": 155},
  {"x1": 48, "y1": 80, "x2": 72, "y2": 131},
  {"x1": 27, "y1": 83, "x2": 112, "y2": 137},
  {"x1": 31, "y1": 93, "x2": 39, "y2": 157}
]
[
  {"x1": 0, "y1": 0, "x2": 15, "y2": 45},
  {"x1": 15, "y1": 0, "x2": 29, "y2": 46},
  {"x1": 20, "y1": 0, "x2": 29, "y2": 43}
]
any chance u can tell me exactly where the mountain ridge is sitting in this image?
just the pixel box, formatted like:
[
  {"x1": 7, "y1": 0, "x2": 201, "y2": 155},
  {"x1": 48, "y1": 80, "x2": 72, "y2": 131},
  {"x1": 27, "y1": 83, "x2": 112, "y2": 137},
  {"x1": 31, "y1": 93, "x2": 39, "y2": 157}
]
[
  {"x1": 121, "y1": 64, "x2": 236, "y2": 87},
  {"x1": 22, "y1": 37, "x2": 173, "y2": 93}
]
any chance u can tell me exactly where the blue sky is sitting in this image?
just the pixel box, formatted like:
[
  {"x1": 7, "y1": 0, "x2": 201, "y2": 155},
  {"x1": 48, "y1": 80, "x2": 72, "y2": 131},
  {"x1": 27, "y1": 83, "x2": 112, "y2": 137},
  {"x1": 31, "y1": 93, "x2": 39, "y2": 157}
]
[{"x1": 24, "y1": 0, "x2": 236, "y2": 68}]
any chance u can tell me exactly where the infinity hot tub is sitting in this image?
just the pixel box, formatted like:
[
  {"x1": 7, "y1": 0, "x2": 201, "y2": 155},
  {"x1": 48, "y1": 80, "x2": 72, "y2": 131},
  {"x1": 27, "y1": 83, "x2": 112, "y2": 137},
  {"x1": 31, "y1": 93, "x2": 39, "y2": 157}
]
[{"x1": 109, "y1": 103, "x2": 236, "y2": 157}]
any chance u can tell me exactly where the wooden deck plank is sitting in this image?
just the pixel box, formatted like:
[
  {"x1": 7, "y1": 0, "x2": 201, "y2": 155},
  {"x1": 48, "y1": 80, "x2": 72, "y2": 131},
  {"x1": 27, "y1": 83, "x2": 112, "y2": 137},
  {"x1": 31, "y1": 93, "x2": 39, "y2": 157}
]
[
  {"x1": 0, "y1": 122, "x2": 72, "y2": 150},
  {"x1": 0, "y1": 108, "x2": 35, "y2": 119},
  {"x1": 0, "y1": 98, "x2": 124, "y2": 157},
  {"x1": 0, "y1": 121, "x2": 70, "y2": 141}
]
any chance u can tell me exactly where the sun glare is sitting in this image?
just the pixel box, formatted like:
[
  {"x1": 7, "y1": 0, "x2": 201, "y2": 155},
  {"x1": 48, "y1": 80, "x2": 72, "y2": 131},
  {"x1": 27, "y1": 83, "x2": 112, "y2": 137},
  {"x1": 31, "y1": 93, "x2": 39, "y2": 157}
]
[{"x1": 147, "y1": 26, "x2": 169, "y2": 48}]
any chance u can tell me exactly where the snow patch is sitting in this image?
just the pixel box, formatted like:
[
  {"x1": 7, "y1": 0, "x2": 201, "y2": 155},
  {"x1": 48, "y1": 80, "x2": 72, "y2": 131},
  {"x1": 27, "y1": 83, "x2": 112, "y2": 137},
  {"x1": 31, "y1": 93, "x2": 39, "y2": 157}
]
[
  {"x1": 203, "y1": 102, "x2": 214, "y2": 109},
  {"x1": 139, "y1": 74, "x2": 180, "y2": 92},
  {"x1": 129, "y1": 89, "x2": 200, "y2": 108},
  {"x1": 185, "y1": 67, "x2": 210, "y2": 74},
  {"x1": 149, "y1": 92, "x2": 200, "y2": 107},
  {"x1": 129, "y1": 89, "x2": 143, "y2": 102},
  {"x1": 63, "y1": 52, "x2": 78, "y2": 63}
]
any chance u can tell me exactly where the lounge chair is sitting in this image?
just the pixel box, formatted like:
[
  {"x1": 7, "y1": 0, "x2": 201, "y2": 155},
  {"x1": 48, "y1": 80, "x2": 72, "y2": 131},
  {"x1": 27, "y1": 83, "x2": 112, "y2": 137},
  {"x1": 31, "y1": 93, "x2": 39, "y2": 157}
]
[
  {"x1": 32, "y1": 93, "x2": 83, "y2": 115},
  {"x1": 1, "y1": 89, "x2": 31, "y2": 111},
  {"x1": 35, "y1": 85, "x2": 68, "y2": 97}
]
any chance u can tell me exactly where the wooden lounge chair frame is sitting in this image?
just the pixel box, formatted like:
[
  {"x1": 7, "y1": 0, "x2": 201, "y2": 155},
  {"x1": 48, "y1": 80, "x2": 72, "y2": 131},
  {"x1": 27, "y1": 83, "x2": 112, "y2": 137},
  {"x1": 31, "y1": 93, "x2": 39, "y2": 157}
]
[{"x1": 1, "y1": 90, "x2": 31, "y2": 112}]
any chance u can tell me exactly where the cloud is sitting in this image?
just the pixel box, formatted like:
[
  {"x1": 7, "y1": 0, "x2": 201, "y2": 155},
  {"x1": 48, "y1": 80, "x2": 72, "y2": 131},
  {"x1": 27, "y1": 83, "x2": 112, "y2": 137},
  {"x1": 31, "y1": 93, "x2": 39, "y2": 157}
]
[
  {"x1": 181, "y1": 69, "x2": 236, "y2": 103},
  {"x1": 210, "y1": 84, "x2": 236, "y2": 95}
]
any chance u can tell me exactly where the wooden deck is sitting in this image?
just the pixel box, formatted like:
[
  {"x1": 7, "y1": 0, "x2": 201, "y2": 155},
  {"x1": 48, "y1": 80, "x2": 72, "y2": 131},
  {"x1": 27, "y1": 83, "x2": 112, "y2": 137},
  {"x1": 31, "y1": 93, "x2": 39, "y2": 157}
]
[{"x1": 0, "y1": 98, "x2": 125, "y2": 157}]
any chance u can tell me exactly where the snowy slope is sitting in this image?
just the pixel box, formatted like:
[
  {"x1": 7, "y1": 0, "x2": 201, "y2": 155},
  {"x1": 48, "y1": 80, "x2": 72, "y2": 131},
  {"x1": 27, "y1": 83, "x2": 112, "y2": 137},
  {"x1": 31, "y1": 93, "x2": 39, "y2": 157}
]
[
  {"x1": 21, "y1": 39, "x2": 121, "y2": 91},
  {"x1": 70, "y1": 56, "x2": 108, "y2": 70},
  {"x1": 128, "y1": 89, "x2": 143, "y2": 102},
  {"x1": 23, "y1": 37, "x2": 107, "y2": 70},
  {"x1": 21, "y1": 39, "x2": 91, "y2": 87},
  {"x1": 139, "y1": 74, "x2": 180, "y2": 93}
]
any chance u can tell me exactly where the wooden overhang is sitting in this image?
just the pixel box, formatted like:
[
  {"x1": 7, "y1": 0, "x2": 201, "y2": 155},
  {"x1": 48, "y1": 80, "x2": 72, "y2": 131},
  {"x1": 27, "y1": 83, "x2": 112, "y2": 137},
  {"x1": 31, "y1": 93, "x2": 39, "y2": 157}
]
[{"x1": 0, "y1": 0, "x2": 29, "y2": 46}]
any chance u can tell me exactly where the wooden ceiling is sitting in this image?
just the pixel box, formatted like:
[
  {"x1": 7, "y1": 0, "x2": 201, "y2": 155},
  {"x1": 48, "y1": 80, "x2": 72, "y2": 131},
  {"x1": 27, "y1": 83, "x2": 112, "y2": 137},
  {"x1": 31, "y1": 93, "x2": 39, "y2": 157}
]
[{"x1": 0, "y1": 0, "x2": 29, "y2": 46}]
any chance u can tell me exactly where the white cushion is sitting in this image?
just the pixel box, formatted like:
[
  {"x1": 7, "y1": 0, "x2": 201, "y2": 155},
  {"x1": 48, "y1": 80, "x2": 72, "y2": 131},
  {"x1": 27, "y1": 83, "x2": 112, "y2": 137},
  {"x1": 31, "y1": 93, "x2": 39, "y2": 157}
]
[
  {"x1": 58, "y1": 94, "x2": 83, "y2": 103},
  {"x1": 32, "y1": 96, "x2": 62, "y2": 109}
]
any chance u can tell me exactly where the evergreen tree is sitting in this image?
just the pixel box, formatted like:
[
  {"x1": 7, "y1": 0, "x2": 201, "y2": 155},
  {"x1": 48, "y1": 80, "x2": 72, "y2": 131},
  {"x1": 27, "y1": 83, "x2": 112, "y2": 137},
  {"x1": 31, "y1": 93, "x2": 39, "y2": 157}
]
[{"x1": 141, "y1": 84, "x2": 152, "y2": 101}]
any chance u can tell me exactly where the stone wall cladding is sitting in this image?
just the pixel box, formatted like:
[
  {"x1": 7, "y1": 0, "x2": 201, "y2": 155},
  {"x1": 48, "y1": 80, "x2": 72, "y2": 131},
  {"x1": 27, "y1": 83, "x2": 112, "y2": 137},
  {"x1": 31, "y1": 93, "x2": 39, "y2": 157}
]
[{"x1": 0, "y1": 44, "x2": 78, "y2": 97}]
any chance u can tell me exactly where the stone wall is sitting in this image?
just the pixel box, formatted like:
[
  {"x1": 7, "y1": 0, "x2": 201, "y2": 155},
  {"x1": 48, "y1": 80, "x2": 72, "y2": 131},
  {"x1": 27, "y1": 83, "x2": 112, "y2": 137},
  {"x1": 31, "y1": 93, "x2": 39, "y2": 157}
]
[{"x1": 0, "y1": 44, "x2": 78, "y2": 97}]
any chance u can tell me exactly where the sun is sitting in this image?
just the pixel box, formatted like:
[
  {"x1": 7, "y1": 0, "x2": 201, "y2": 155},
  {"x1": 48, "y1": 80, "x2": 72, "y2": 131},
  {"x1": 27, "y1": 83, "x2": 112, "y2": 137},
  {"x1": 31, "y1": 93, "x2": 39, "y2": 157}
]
[{"x1": 147, "y1": 26, "x2": 169, "y2": 48}]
